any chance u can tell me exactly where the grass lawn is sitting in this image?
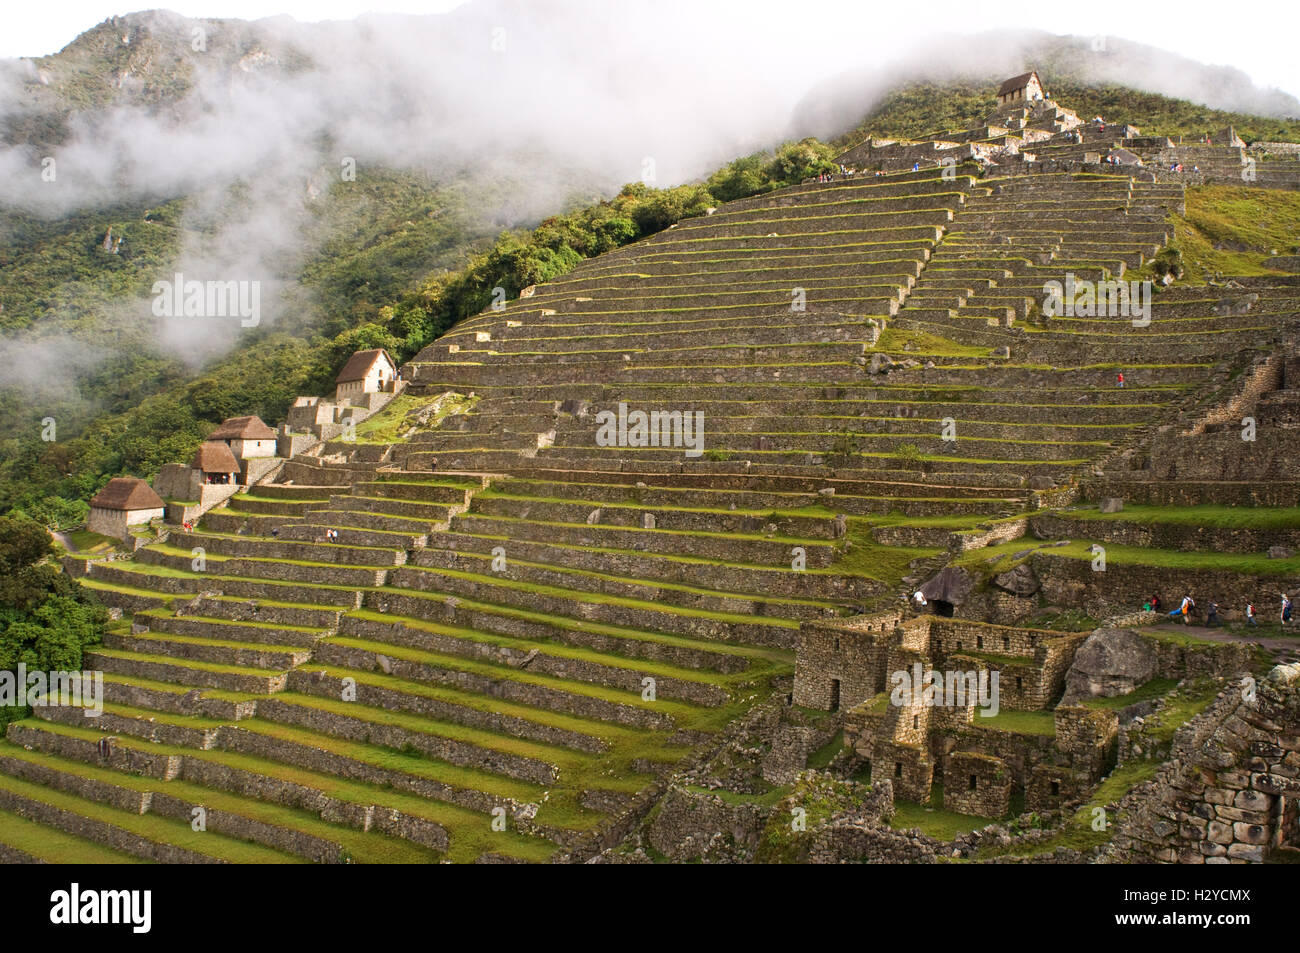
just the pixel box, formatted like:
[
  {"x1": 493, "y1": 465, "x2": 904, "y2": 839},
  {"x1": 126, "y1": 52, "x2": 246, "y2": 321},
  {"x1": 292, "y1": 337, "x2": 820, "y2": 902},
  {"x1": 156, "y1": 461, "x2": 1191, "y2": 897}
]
[{"x1": 889, "y1": 784, "x2": 993, "y2": 840}]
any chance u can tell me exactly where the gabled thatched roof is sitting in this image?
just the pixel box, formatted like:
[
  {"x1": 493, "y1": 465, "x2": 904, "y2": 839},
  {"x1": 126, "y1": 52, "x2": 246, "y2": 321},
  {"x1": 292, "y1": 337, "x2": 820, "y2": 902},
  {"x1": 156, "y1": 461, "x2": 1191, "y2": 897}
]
[
  {"x1": 89, "y1": 477, "x2": 165, "y2": 511},
  {"x1": 335, "y1": 348, "x2": 396, "y2": 384},
  {"x1": 209, "y1": 415, "x2": 277, "y2": 440},
  {"x1": 997, "y1": 71, "x2": 1040, "y2": 96},
  {"x1": 192, "y1": 440, "x2": 240, "y2": 473}
]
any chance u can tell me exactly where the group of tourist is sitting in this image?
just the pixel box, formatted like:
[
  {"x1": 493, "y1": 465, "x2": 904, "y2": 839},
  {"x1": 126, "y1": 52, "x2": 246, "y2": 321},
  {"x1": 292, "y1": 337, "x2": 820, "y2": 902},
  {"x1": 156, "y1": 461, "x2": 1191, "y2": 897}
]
[
  {"x1": 324, "y1": 528, "x2": 341, "y2": 542},
  {"x1": 1143, "y1": 592, "x2": 1293, "y2": 627}
]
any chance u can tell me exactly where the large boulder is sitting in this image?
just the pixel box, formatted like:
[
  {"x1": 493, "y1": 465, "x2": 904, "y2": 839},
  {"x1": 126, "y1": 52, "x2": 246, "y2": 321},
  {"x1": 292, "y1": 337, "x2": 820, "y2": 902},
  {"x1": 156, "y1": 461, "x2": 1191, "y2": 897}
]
[
  {"x1": 1060, "y1": 628, "x2": 1159, "y2": 705},
  {"x1": 993, "y1": 563, "x2": 1040, "y2": 596},
  {"x1": 918, "y1": 566, "x2": 973, "y2": 606}
]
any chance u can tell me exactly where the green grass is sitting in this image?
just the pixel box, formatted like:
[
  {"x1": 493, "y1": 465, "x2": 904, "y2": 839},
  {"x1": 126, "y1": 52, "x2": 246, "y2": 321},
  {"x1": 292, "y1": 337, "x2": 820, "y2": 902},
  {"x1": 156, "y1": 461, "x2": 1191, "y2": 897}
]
[
  {"x1": 888, "y1": 784, "x2": 993, "y2": 839},
  {"x1": 0, "y1": 807, "x2": 147, "y2": 863},
  {"x1": 1081, "y1": 678, "x2": 1178, "y2": 710},
  {"x1": 975, "y1": 709, "x2": 1056, "y2": 736},
  {"x1": 1153, "y1": 186, "x2": 1300, "y2": 283},
  {"x1": 1059, "y1": 503, "x2": 1300, "y2": 530}
]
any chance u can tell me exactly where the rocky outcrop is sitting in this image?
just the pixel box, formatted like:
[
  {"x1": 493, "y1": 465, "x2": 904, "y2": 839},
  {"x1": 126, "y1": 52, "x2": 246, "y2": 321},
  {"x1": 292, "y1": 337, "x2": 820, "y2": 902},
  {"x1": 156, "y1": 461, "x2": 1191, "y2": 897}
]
[{"x1": 1061, "y1": 628, "x2": 1158, "y2": 704}]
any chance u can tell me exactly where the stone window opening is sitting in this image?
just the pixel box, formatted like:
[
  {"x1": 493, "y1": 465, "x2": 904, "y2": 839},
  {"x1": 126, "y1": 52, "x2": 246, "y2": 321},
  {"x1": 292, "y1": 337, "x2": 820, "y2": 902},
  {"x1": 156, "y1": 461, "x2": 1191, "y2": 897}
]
[
  {"x1": 894, "y1": 762, "x2": 903, "y2": 779},
  {"x1": 1002, "y1": 637, "x2": 1010, "y2": 651},
  {"x1": 1050, "y1": 780, "x2": 1060, "y2": 797},
  {"x1": 912, "y1": 714, "x2": 919, "y2": 729},
  {"x1": 969, "y1": 775, "x2": 978, "y2": 791},
  {"x1": 977, "y1": 637, "x2": 984, "y2": 649},
  {"x1": 828, "y1": 678, "x2": 841, "y2": 713},
  {"x1": 1015, "y1": 676, "x2": 1023, "y2": 691},
  {"x1": 833, "y1": 637, "x2": 841, "y2": 652}
]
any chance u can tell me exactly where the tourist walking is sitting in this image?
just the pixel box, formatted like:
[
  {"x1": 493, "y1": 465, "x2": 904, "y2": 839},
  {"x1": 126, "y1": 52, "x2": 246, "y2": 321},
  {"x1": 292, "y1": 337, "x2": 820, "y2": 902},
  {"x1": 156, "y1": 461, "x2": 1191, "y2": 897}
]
[
  {"x1": 1247, "y1": 602, "x2": 1257, "y2": 626},
  {"x1": 1206, "y1": 602, "x2": 1219, "y2": 626},
  {"x1": 1282, "y1": 594, "x2": 1293, "y2": 626}
]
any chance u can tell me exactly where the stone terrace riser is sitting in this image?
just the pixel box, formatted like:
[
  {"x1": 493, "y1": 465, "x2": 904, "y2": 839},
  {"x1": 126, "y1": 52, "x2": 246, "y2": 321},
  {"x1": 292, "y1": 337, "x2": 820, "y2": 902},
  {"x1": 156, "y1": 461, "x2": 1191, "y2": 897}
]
[
  {"x1": 652, "y1": 211, "x2": 954, "y2": 240},
  {"x1": 231, "y1": 498, "x2": 326, "y2": 517},
  {"x1": 715, "y1": 177, "x2": 981, "y2": 212},
  {"x1": 408, "y1": 547, "x2": 835, "y2": 623},
  {"x1": 284, "y1": 671, "x2": 607, "y2": 754},
  {"x1": 106, "y1": 631, "x2": 309, "y2": 671},
  {"x1": 361, "y1": 583, "x2": 750, "y2": 675},
  {"x1": 140, "y1": 612, "x2": 328, "y2": 647},
  {"x1": 0, "y1": 754, "x2": 353, "y2": 863},
  {"x1": 382, "y1": 566, "x2": 793, "y2": 652},
  {"x1": 412, "y1": 362, "x2": 1211, "y2": 390},
  {"x1": 472, "y1": 437, "x2": 1104, "y2": 464},
  {"x1": 212, "y1": 725, "x2": 551, "y2": 833},
  {"x1": 481, "y1": 322, "x2": 883, "y2": 351},
  {"x1": 172, "y1": 532, "x2": 405, "y2": 568},
  {"x1": 544, "y1": 259, "x2": 925, "y2": 288},
  {"x1": 486, "y1": 475, "x2": 1013, "y2": 506},
  {"x1": 85, "y1": 650, "x2": 287, "y2": 694},
  {"x1": 189, "y1": 596, "x2": 342, "y2": 630},
  {"x1": 82, "y1": 562, "x2": 362, "y2": 609},
  {"x1": 691, "y1": 195, "x2": 966, "y2": 227},
  {"x1": 5, "y1": 723, "x2": 451, "y2": 852},
  {"x1": 440, "y1": 515, "x2": 836, "y2": 567},
  {"x1": 560, "y1": 244, "x2": 935, "y2": 278},
  {"x1": 441, "y1": 314, "x2": 882, "y2": 344},
  {"x1": 409, "y1": 531, "x2": 874, "y2": 602},
  {"x1": 252, "y1": 698, "x2": 560, "y2": 786},
  {"x1": 460, "y1": 399, "x2": 1155, "y2": 426},
  {"x1": 468, "y1": 496, "x2": 843, "y2": 540},
  {"x1": 326, "y1": 494, "x2": 458, "y2": 520},
  {"x1": 278, "y1": 523, "x2": 423, "y2": 550},
  {"x1": 613, "y1": 228, "x2": 944, "y2": 252},
  {"x1": 431, "y1": 382, "x2": 1178, "y2": 406},
  {"x1": 452, "y1": 342, "x2": 879, "y2": 368},
  {"x1": 312, "y1": 639, "x2": 671, "y2": 732},
  {"x1": 335, "y1": 614, "x2": 732, "y2": 704},
  {"x1": 1029, "y1": 513, "x2": 1300, "y2": 554},
  {"x1": 541, "y1": 412, "x2": 1134, "y2": 443}
]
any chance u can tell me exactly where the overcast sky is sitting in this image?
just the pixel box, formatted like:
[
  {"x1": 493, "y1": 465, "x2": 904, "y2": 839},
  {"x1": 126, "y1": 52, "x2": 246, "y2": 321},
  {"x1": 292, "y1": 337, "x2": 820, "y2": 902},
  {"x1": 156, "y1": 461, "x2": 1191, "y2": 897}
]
[{"x1": 4, "y1": 1, "x2": 1299, "y2": 100}]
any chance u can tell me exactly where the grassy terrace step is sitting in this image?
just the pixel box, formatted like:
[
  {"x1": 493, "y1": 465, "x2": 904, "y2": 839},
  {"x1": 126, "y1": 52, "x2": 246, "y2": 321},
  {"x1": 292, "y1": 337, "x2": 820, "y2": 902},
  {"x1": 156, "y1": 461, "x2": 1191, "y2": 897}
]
[
  {"x1": 432, "y1": 513, "x2": 835, "y2": 573},
  {"x1": 469, "y1": 491, "x2": 844, "y2": 539},
  {"x1": 330, "y1": 493, "x2": 459, "y2": 520},
  {"x1": 338, "y1": 604, "x2": 740, "y2": 703},
  {"x1": 0, "y1": 744, "x2": 439, "y2": 863},
  {"x1": 0, "y1": 767, "x2": 302, "y2": 863},
  {"x1": 85, "y1": 561, "x2": 365, "y2": 609},
  {"x1": 32, "y1": 699, "x2": 568, "y2": 824},
  {"x1": 6, "y1": 719, "x2": 555, "y2": 861},
  {"x1": 388, "y1": 557, "x2": 798, "y2": 647},
  {"x1": 0, "y1": 806, "x2": 145, "y2": 863},
  {"x1": 403, "y1": 525, "x2": 875, "y2": 600},
  {"x1": 960, "y1": 537, "x2": 1300, "y2": 577},
  {"x1": 281, "y1": 521, "x2": 425, "y2": 549},
  {"x1": 170, "y1": 531, "x2": 406, "y2": 568},
  {"x1": 86, "y1": 647, "x2": 290, "y2": 694},
  {"x1": 106, "y1": 629, "x2": 314, "y2": 670},
  {"x1": 490, "y1": 473, "x2": 1020, "y2": 506},
  {"x1": 371, "y1": 572, "x2": 784, "y2": 671},
  {"x1": 315, "y1": 630, "x2": 687, "y2": 731},
  {"x1": 286, "y1": 665, "x2": 610, "y2": 754},
  {"x1": 411, "y1": 545, "x2": 842, "y2": 620},
  {"x1": 299, "y1": 508, "x2": 442, "y2": 537},
  {"x1": 252, "y1": 693, "x2": 570, "y2": 786}
]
